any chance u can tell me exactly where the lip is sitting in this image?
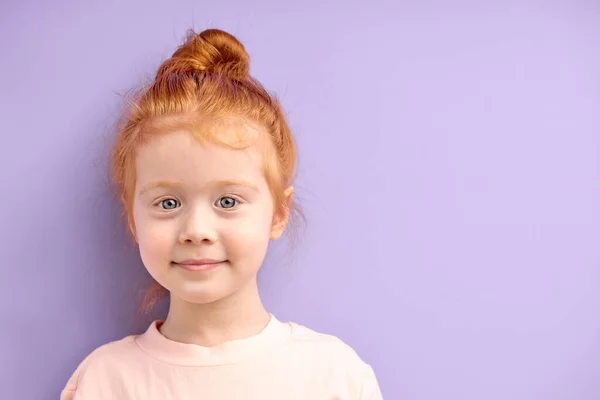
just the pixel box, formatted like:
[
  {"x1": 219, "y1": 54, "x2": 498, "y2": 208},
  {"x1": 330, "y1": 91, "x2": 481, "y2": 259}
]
[{"x1": 173, "y1": 259, "x2": 225, "y2": 272}]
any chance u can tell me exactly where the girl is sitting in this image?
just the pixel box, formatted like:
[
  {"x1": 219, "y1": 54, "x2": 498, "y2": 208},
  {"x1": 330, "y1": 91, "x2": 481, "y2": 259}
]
[{"x1": 61, "y1": 28, "x2": 382, "y2": 400}]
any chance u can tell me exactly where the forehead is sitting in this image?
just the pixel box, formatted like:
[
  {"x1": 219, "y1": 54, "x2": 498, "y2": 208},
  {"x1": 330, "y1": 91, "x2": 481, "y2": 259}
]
[{"x1": 134, "y1": 121, "x2": 268, "y2": 187}]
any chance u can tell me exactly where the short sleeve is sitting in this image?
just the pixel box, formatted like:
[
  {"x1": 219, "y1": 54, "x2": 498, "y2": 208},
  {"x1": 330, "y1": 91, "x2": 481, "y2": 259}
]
[
  {"x1": 60, "y1": 353, "x2": 89, "y2": 400},
  {"x1": 359, "y1": 365, "x2": 383, "y2": 400},
  {"x1": 60, "y1": 388, "x2": 76, "y2": 400}
]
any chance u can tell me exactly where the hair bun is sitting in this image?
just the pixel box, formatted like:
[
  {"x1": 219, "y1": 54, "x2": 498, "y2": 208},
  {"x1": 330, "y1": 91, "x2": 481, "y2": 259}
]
[{"x1": 166, "y1": 28, "x2": 250, "y2": 81}]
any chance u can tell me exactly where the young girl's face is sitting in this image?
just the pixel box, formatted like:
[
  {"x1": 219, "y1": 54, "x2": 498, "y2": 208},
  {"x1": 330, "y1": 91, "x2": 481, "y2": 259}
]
[{"x1": 132, "y1": 123, "x2": 282, "y2": 304}]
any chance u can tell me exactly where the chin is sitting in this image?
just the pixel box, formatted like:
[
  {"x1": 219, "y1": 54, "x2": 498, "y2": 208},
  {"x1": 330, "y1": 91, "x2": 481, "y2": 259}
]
[
  {"x1": 172, "y1": 282, "x2": 236, "y2": 304},
  {"x1": 178, "y1": 292, "x2": 230, "y2": 305}
]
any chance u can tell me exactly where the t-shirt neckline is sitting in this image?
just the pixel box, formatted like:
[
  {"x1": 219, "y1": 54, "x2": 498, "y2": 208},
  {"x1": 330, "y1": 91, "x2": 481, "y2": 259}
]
[{"x1": 135, "y1": 314, "x2": 290, "y2": 367}]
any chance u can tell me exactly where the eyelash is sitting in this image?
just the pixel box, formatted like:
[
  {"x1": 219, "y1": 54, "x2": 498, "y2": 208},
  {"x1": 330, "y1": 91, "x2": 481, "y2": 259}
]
[{"x1": 154, "y1": 195, "x2": 244, "y2": 211}]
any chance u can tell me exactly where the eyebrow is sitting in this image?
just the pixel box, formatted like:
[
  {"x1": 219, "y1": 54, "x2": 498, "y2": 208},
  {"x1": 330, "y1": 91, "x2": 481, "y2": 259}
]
[{"x1": 138, "y1": 179, "x2": 260, "y2": 196}]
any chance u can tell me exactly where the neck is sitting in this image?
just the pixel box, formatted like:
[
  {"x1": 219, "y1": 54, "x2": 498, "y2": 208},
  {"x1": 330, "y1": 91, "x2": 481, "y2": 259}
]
[{"x1": 159, "y1": 277, "x2": 270, "y2": 347}]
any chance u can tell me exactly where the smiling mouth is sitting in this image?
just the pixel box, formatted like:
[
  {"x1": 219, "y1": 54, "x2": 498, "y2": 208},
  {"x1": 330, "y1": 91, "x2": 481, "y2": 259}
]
[{"x1": 172, "y1": 261, "x2": 226, "y2": 272}]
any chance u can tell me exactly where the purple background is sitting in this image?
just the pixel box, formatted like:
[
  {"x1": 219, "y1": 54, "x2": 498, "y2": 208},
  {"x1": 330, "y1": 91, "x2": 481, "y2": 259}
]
[{"x1": 1, "y1": 1, "x2": 599, "y2": 399}]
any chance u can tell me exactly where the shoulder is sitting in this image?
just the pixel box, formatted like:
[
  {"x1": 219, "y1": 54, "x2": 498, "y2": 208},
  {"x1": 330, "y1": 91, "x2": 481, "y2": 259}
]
[
  {"x1": 61, "y1": 334, "x2": 139, "y2": 395},
  {"x1": 284, "y1": 321, "x2": 373, "y2": 375},
  {"x1": 287, "y1": 322, "x2": 362, "y2": 356}
]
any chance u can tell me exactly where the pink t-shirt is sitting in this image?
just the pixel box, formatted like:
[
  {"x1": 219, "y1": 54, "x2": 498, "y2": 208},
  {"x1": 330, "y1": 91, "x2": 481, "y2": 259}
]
[{"x1": 61, "y1": 315, "x2": 383, "y2": 399}]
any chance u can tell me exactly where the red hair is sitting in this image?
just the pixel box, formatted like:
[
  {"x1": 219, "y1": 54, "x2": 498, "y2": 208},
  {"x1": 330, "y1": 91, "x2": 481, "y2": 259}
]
[{"x1": 110, "y1": 29, "x2": 305, "y2": 313}]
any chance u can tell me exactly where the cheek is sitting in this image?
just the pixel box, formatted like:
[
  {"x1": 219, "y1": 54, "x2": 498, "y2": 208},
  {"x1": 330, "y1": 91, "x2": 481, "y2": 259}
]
[
  {"x1": 136, "y1": 219, "x2": 175, "y2": 259},
  {"x1": 222, "y1": 214, "x2": 272, "y2": 254}
]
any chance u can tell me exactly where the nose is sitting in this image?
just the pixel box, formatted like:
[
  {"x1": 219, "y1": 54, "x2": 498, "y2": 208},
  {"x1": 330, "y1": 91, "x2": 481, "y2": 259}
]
[{"x1": 178, "y1": 207, "x2": 218, "y2": 244}]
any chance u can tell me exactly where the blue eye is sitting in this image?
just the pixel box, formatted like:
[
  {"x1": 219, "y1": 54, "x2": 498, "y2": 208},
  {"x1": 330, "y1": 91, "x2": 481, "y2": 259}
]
[
  {"x1": 218, "y1": 197, "x2": 238, "y2": 209},
  {"x1": 159, "y1": 198, "x2": 180, "y2": 210}
]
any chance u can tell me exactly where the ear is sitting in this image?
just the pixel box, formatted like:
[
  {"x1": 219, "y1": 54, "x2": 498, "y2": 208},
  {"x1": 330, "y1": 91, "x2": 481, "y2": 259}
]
[{"x1": 270, "y1": 186, "x2": 294, "y2": 240}]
